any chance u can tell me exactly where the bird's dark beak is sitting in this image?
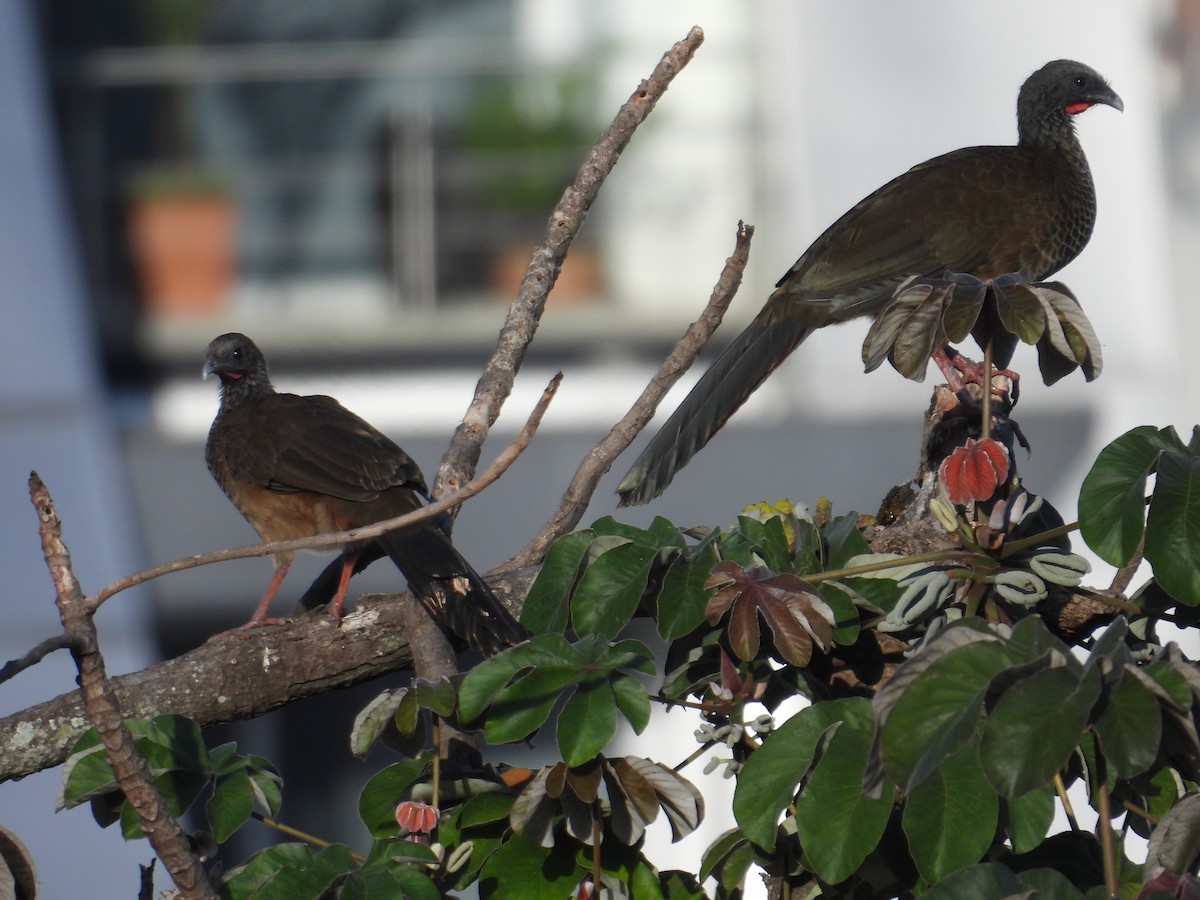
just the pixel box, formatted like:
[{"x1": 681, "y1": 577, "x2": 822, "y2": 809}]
[
  {"x1": 202, "y1": 359, "x2": 215, "y2": 380},
  {"x1": 1096, "y1": 87, "x2": 1124, "y2": 113}
]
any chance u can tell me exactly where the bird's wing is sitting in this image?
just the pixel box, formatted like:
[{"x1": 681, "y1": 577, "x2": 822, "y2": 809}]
[
  {"x1": 223, "y1": 393, "x2": 429, "y2": 501},
  {"x1": 780, "y1": 145, "x2": 1039, "y2": 317}
]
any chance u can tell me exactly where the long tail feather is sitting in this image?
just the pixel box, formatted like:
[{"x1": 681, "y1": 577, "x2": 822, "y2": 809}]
[
  {"x1": 617, "y1": 314, "x2": 815, "y2": 506},
  {"x1": 377, "y1": 529, "x2": 526, "y2": 655}
]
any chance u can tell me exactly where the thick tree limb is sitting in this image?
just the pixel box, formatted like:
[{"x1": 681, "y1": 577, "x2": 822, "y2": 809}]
[
  {"x1": 433, "y1": 26, "x2": 706, "y2": 505},
  {"x1": 30, "y1": 473, "x2": 214, "y2": 898},
  {"x1": 507, "y1": 222, "x2": 754, "y2": 571},
  {"x1": 0, "y1": 565, "x2": 539, "y2": 784}
]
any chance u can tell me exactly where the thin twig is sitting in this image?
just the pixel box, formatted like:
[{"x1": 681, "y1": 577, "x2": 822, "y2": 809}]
[
  {"x1": 433, "y1": 26, "x2": 706, "y2": 507},
  {"x1": 82, "y1": 374, "x2": 560, "y2": 616},
  {"x1": 0, "y1": 634, "x2": 85, "y2": 685},
  {"x1": 30, "y1": 473, "x2": 215, "y2": 899},
  {"x1": 249, "y1": 812, "x2": 364, "y2": 863},
  {"x1": 507, "y1": 221, "x2": 753, "y2": 570}
]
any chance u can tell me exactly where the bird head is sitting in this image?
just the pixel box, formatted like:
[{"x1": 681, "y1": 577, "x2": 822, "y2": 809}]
[
  {"x1": 1017, "y1": 60, "x2": 1123, "y2": 148},
  {"x1": 203, "y1": 332, "x2": 271, "y2": 392}
]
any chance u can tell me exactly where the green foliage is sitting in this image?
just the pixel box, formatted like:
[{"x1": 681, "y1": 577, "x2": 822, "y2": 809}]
[
  {"x1": 60, "y1": 715, "x2": 280, "y2": 843},
  {"x1": 61, "y1": 421, "x2": 1200, "y2": 898},
  {"x1": 1080, "y1": 425, "x2": 1200, "y2": 604}
]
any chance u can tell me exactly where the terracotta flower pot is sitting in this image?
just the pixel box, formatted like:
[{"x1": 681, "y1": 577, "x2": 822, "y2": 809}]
[{"x1": 127, "y1": 194, "x2": 235, "y2": 317}]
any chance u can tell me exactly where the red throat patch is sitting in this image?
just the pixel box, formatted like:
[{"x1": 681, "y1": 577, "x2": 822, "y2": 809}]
[{"x1": 1064, "y1": 101, "x2": 1091, "y2": 115}]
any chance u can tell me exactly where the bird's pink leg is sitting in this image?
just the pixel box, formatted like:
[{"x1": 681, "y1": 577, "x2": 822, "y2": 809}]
[
  {"x1": 327, "y1": 552, "x2": 358, "y2": 620},
  {"x1": 239, "y1": 561, "x2": 291, "y2": 628}
]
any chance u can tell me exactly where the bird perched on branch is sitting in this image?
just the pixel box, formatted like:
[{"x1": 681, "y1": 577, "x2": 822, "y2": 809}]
[
  {"x1": 617, "y1": 59, "x2": 1122, "y2": 507},
  {"x1": 203, "y1": 332, "x2": 525, "y2": 653}
]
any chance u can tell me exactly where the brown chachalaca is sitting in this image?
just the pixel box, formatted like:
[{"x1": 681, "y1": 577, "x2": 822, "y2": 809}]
[
  {"x1": 203, "y1": 332, "x2": 525, "y2": 653},
  {"x1": 617, "y1": 59, "x2": 1122, "y2": 507}
]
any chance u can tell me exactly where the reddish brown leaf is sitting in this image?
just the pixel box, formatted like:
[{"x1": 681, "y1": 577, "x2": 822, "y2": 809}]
[
  {"x1": 728, "y1": 594, "x2": 761, "y2": 661},
  {"x1": 566, "y1": 759, "x2": 603, "y2": 803},
  {"x1": 705, "y1": 562, "x2": 835, "y2": 665},
  {"x1": 704, "y1": 560, "x2": 746, "y2": 622},
  {"x1": 756, "y1": 595, "x2": 814, "y2": 666},
  {"x1": 939, "y1": 437, "x2": 1010, "y2": 505}
]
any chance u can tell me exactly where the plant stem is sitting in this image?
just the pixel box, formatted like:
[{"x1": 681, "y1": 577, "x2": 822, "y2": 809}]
[
  {"x1": 431, "y1": 718, "x2": 441, "y2": 815},
  {"x1": 592, "y1": 802, "x2": 603, "y2": 895},
  {"x1": 981, "y1": 339, "x2": 993, "y2": 443},
  {"x1": 1094, "y1": 748, "x2": 1119, "y2": 898},
  {"x1": 1052, "y1": 773, "x2": 1079, "y2": 831},
  {"x1": 251, "y1": 812, "x2": 365, "y2": 863},
  {"x1": 805, "y1": 549, "x2": 969, "y2": 584}
]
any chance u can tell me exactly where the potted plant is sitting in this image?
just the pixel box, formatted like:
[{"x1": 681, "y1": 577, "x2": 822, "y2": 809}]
[{"x1": 125, "y1": 167, "x2": 235, "y2": 318}]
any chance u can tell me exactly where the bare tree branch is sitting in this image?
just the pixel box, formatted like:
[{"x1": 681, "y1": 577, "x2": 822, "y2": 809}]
[
  {"x1": 433, "y1": 26, "x2": 706, "y2": 506},
  {"x1": 0, "y1": 634, "x2": 84, "y2": 686},
  {"x1": 30, "y1": 474, "x2": 214, "y2": 898},
  {"x1": 507, "y1": 222, "x2": 755, "y2": 570}
]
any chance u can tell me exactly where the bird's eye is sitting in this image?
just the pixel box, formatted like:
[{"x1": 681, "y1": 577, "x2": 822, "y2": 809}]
[{"x1": 1073, "y1": 76, "x2": 1086, "y2": 87}]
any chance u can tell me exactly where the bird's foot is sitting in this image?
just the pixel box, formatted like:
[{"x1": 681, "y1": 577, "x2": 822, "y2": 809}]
[
  {"x1": 234, "y1": 615, "x2": 290, "y2": 631},
  {"x1": 933, "y1": 348, "x2": 1018, "y2": 407}
]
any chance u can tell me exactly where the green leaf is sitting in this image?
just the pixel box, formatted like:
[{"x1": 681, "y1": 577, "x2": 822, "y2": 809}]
[
  {"x1": 520, "y1": 530, "x2": 596, "y2": 634},
  {"x1": 1079, "y1": 426, "x2": 1165, "y2": 567},
  {"x1": 358, "y1": 757, "x2": 432, "y2": 838},
  {"x1": 485, "y1": 666, "x2": 580, "y2": 745},
  {"x1": 793, "y1": 700, "x2": 892, "y2": 884},
  {"x1": 407, "y1": 677, "x2": 454, "y2": 719},
  {"x1": 120, "y1": 770, "x2": 208, "y2": 840},
  {"x1": 219, "y1": 844, "x2": 355, "y2": 900},
  {"x1": 247, "y1": 763, "x2": 283, "y2": 818},
  {"x1": 557, "y1": 680, "x2": 616, "y2": 766},
  {"x1": 478, "y1": 831, "x2": 578, "y2": 900},
  {"x1": 571, "y1": 540, "x2": 659, "y2": 638},
  {"x1": 980, "y1": 663, "x2": 1101, "y2": 798},
  {"x1": 878, "y1": 640, "x2": 1017, "y2": 793},
  {"x1": 732, "y1": 699, "x2": 857, "y2": 849},
  {"x1": 917, "y1": 861, "x2": 1022, "y2": 900},
  {"x1": 340, "y1": 865, "x2": 440, "y2": 900},
  {"x1": 822, "y1": 513, "x2": 872, "y2": 569},
  {"x1": 1005, "y1": 785, "x2": 1055, "y2": 854},
  {"x1": 208, "y1": 771, "x2": 254, "y2": 844},
  {"x1": 457, "y1": 792, "x2": 517, "y2": 829},
  {"x1": 815, "y1": 580, "x2": 862, "y2": 646},
  {"x1": 1016, "y1": 866, "x2": 1085, "y2": 900},
  {"x1": 458, "y1": 634, "x2": 575, "y2": 721},
  {"x1": 994, "y1": 281, "x2": 1049, "y2": 345},
  {"x1": 699, "y1": 829, "x2": 755, "y2": 894},
  {"x1": 656, "y1": 537, "x2": 718, "y2": 640},
  {"x1": 610, "y1": 672, "x2": 651, "y2": 735},
  {"x1": 1145, "y1": 451, "x2": 1200, "y2": 605},
  {"x1": 1092, "y1": 667, "x2": 1162, "y2": 779},
  {"x1": 903, "y1": 743, "x2": 998, "y2": 883},
  {"x1": 59, "y1": 741, "x2": 119, "y2": 810},
  {"x1": 351, "y1": 688, "x2": 417, "y2": 759},
  {"x1": 1146, "y1": 791, "x2": 1200, "y2": 879},
  {"x1": 734, "y1": 515, "x2": 794, "y2": 573}
]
